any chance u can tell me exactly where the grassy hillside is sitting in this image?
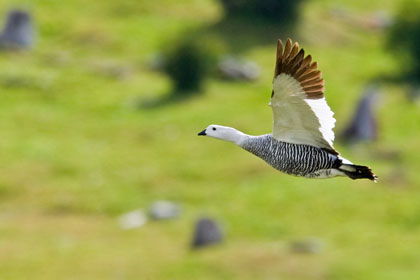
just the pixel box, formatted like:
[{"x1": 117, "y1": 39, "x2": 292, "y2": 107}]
[{"x1": 0, "y1": 0, "x2": 419, "y2": 279}]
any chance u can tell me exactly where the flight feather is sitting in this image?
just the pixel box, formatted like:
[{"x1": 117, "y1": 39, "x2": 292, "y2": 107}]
[{"x1": 271, "y1": 38, "x2": 338, "y2": 155}]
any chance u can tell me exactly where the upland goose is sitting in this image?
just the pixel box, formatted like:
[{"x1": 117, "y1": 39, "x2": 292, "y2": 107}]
[{"x1": 198, "y1": 39, "x2": 377, "y2": 182}]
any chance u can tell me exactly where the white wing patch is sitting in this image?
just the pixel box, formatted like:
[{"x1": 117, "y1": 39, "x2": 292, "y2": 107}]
[
  {"x1": 271, "y1": 74, "x2": 337, "y2": 152},
  {"x1": 304, "y1": 98, "x2": 336, "y2": 147}
]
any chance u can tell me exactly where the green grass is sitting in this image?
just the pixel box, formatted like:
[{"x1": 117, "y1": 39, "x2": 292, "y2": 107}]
[{"x1": 0, "y1": 0, "x2": 419, "y2": 279}]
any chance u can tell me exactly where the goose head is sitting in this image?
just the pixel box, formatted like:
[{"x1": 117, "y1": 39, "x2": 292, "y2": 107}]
[{"x1": 198, "y1": 125, "x2": 247, "y2": 145}]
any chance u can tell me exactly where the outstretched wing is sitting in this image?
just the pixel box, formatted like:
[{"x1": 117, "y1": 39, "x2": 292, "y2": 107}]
[{"x1": 271, "y1": 38, "x2": 338, "y2": 155}]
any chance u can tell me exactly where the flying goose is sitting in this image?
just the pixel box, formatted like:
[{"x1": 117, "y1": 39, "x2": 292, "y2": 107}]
[{"x1": 198, "y1": 39, "x2": 377, "y2": 182}]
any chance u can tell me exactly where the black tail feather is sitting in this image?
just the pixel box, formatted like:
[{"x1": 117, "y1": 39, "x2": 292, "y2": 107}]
[{"x1": 340, "y1": 164, "x2": 378, "y2": 182}]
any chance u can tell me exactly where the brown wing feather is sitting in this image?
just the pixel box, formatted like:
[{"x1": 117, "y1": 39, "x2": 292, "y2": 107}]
[
  {"x1": 282, "y1": 39, "x2": 292, "y2": 63},
  {"x1": 301, "y1": 77, "x2": 323, "y2": 87},
  {"x1": 295, "y1": 55, "x2": 312, "y2": 77},
  {"x1": 289, "y1": 49, "x2": 305, "y2": 74},
  {"x1": 274, "y1": 39, "x2": 325, "y2": 100}
]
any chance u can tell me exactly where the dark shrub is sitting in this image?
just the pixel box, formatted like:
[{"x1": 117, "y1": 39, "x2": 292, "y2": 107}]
[
  {"x1": 164, "y1": 40, "x2": 211, "y2": 94},
  {"x1": 164, "y1": 37, "x2": 221, "y2": 94},
  {"x1": 387, "y1": 1, "x2": 420, "y2": 80},
  {"x1": 220, "y1": 0, "x2": 305, "y2": 23}
]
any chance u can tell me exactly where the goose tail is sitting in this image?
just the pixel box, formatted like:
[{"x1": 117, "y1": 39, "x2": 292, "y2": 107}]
[{"x1": 339, "y1": 164, "x2": 378, "y2": 182}]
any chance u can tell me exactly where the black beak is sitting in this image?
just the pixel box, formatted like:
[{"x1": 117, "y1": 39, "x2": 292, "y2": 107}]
[{"x1": 198, "y1": 129, "x2": 206, "y2": 136}]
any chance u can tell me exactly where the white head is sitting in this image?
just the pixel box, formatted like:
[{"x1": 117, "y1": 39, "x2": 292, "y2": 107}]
[{"x1": 198, "y1": 124, "x2": 247, "y2": 145}]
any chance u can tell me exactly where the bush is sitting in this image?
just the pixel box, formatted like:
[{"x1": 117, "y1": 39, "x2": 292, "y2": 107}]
[
  {"x1": 220, "y1": 0, "x2": 305, "y2": 23},
  {"x1": 387, "y1": 1, "x2": 420, "y2": 79},
  {"x1": 164, "y1": 38, "x2": 220, "y2": 94}
]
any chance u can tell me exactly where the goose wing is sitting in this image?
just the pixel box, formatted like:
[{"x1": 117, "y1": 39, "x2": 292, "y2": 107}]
[{"x1": 270, "y1": 38, "x2": 338, "y2": 155}]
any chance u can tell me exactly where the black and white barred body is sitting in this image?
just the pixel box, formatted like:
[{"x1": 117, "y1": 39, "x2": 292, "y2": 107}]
[{"x1": 241, "y1": 134, "x2": 342, "y2": 178}]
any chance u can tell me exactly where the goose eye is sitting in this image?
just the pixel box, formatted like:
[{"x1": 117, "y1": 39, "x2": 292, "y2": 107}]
[{"x1": 212, "y1": 127, "x2": 216, "y2": 131}]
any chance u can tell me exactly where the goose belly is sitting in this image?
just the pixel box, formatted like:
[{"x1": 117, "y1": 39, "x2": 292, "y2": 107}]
[
  {"x1": 242, "y1": 135, "x2": 340, "y2": 177},
  {"x1": 302, "y1": 168, "x2": 345, "y2": 179}
]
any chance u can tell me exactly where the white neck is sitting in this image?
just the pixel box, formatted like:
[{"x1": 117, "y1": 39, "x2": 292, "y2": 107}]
[{"x1": 211, "y1": 126, "x2": 249, "y2": 146}]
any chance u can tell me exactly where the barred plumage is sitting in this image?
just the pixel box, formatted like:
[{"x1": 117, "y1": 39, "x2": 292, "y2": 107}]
[{"x1": 241, "y1": 134, "x2": 340, "y2": 178}]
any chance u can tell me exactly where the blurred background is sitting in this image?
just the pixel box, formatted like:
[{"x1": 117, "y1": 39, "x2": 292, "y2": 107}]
[{"x1": 0, "y1": 0, "x2": 419, "y2": 279}]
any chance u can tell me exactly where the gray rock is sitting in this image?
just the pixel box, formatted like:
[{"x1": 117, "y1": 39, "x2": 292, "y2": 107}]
[
  {"x1": 148, "y1": 200, "x2": 180, "y2": 220},
  {"x1": 191, "y1": 217, "x2": 223, "y2": 249},
  {"x1": 290, "y1": 238, "x2": 324, "y2": 254},
  {"x1": 118, "y1": 209, "x2": 147, "y2": 230},
  {"x1": 218, "y1": 56, "x2": 260, "y2": 81},
  {"x1": 0, "y1": 10, "x2": 35, "y2": 49},
  {"x1": 341, "y1": 86, "x2": 380, "y2": 143}
]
